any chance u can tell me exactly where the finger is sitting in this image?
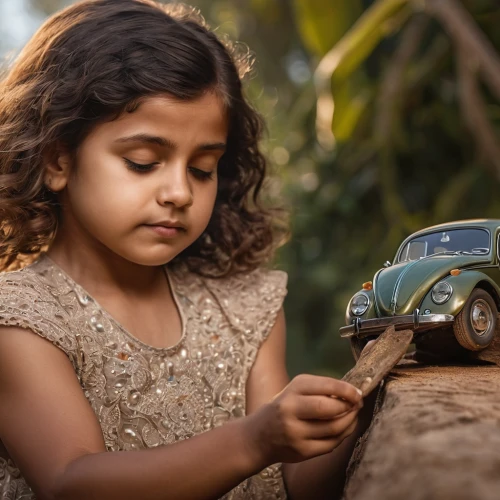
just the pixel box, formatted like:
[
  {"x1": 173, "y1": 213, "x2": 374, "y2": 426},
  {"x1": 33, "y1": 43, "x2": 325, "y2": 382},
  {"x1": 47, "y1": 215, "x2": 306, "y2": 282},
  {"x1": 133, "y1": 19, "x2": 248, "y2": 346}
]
[
  {"x1": 292, "y1": 374, "x2": 362, "y2": 404},
  {"x1": 303, "y1": 437, "x2": 340, "y2": 459},
  {"x1": 305, "y1": 410, "x2": 359, "y2": 439},
  {"x1": 336, "y1": 398, "x2": 363, "y2": 418},
  {"x1": 295, "y1": 395, "x2": 353, "y2": 420},
  {"x1": 337, "y1": 417, "x2": 358, "y2": 442},
  {"x1": 306, "y1": 417, "x2": 359, "y2": 457}
]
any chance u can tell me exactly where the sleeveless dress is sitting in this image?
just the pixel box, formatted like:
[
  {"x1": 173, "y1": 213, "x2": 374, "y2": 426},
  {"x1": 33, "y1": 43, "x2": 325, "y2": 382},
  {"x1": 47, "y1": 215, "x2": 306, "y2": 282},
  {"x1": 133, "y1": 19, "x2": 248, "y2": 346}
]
[{"x1": 0, "y1": 253, "x2": 288, "y2": 499}]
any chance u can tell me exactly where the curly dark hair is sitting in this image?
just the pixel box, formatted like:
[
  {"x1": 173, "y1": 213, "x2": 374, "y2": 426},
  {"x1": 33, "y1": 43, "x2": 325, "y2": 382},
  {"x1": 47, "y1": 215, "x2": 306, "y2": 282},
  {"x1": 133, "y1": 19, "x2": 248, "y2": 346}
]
[{"x1": 0, "y1": 0, "x2": 288, "y2": 276}]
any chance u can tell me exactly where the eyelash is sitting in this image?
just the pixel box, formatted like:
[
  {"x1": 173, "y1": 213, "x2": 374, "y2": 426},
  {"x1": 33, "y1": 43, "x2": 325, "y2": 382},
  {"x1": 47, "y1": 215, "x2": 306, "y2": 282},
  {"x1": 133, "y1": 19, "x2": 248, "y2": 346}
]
[
  {"x1": 123, "y1": 158, "x2": 214, "y2": 181},
  {"x1": 123, "y1": 158, "x2": 155, "y2": 172}
]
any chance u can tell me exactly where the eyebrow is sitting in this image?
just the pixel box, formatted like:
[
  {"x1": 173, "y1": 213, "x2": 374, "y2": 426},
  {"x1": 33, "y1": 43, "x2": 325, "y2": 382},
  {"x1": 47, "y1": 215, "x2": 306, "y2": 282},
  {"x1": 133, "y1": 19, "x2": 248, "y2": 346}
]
[{"x1": 114, "y1": 133, "x2": 226, "y2": 152}]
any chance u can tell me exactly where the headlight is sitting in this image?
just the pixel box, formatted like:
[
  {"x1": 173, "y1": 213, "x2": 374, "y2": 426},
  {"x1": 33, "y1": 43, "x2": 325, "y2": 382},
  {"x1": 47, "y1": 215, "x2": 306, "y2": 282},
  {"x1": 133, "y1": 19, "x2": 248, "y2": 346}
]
[
  {"x1": 431, "y1": 281, "x2": 453, "y2": 304},
  {"x1": 350, "y1": 293, "x2": 370, "y2": 316}
]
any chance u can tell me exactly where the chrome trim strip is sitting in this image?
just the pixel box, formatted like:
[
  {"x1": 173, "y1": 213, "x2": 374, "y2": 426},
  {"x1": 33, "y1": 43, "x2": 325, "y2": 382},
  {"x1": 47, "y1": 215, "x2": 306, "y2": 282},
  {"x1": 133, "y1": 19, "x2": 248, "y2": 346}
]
[
  {"x1": 339, "y1": 313, "x2": 455, "y2": 338},
  {"x1": 354, "y1": 317, "x2": 361, "y2": 335},
  {"x1": 413, "y1": 308, "x2": 420, "y2": 328},
  {"x1": 466, "y1": 264, "x2": 496, "y2": 270},
  {"x1": 373, "y1": 268, "x2": 383, "y2": 317},
  {"x1": 391, "y1": 254, "x2": 436, "y2": 314}
]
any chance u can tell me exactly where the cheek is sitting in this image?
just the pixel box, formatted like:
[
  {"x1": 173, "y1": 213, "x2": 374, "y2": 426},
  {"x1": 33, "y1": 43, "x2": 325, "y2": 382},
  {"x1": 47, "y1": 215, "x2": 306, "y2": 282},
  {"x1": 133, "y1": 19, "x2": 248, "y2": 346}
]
[
  {"x1": 204, "y1": 185, "x2": 218, "y2": 218},
  {"x1": 195, "y1": 181, "x2": 218, "y2": 209},
  {"x1": 68, "y1": 167, "x2": 134, "y2": 228},
  {"x1": 189, "y1": 184, "x2": 218, "y2": 236}
]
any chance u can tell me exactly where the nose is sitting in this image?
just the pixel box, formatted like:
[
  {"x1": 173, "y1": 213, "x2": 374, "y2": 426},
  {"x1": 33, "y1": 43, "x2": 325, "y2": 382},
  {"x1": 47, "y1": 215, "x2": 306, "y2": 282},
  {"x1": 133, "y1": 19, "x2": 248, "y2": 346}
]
[{"x1": 157, "y1": 163, "x2": 193, "y2": 208}]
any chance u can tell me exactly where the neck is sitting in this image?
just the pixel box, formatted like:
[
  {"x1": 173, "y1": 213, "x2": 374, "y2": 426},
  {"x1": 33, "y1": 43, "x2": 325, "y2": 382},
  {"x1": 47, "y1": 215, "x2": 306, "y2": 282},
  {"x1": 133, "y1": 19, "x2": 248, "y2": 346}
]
[{"x1": 46, "y1": 231, "x2": 166, "y2": 299}]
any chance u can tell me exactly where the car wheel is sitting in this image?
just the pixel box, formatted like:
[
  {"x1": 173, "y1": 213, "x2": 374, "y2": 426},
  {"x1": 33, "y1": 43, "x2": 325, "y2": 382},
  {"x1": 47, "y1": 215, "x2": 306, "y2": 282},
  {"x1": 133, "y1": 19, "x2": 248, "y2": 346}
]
[
  {"x1": 350, "y1": 337, "x2": 369, "y2": 362},
  {"x1": 453, "y1": 288, "x2": 497, "y2": 351}
]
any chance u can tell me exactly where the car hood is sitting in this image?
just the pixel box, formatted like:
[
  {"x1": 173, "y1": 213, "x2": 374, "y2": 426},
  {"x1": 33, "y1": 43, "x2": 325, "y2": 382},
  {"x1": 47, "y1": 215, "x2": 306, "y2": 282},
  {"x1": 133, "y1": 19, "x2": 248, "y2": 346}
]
[{"x1": 375, "y1": 255, "x2": 489, "y2": 316}]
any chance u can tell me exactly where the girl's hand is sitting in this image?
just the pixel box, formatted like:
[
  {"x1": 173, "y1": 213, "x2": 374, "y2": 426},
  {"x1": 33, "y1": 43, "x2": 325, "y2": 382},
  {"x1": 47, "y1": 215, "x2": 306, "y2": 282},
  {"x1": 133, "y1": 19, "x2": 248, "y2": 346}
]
[{"x1": 242, "y1": 374, "x2": 362, "y2": 467}]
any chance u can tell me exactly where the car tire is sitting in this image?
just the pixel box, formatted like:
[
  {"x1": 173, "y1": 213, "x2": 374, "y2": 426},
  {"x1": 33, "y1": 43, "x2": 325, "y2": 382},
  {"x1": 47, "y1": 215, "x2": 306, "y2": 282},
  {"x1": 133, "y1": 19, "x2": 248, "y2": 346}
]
[
  {"x1": 453, "y1": 288, "x2": 497, "y2": 351},
  {"x1": 350, "y1": 337, "x2": 369, "y2": 362}
]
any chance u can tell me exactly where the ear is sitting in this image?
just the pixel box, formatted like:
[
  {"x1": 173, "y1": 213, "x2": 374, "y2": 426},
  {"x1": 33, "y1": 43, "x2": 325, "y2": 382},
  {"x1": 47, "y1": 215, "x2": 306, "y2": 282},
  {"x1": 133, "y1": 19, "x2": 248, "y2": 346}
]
[{"x1": 43, "y1": 143, "x2": 72, "y2": 192}]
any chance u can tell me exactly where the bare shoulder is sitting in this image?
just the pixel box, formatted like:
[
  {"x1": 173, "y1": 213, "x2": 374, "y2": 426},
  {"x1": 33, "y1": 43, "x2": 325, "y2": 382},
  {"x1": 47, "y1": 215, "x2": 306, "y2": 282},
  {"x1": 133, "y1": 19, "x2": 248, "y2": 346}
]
[
  {"x1": 246, "y1": 307, "x2": 289, "y2": 413},
  {"x1": 0, "y1": 323, "x2": 105, "y2": 498}
]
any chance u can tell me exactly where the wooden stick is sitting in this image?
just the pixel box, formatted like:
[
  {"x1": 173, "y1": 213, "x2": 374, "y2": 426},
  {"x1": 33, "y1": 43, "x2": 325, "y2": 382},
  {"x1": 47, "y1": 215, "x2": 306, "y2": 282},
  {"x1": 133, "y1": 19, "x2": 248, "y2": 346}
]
[{"x1": 342, "y1": 326, "x2": 413, "y2": 396}]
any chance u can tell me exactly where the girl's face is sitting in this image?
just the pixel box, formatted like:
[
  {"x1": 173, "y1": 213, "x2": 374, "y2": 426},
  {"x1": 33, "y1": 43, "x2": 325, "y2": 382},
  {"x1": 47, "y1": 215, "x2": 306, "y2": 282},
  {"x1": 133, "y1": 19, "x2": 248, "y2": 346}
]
[{"x1": 50, "y1": 92, "x2": 227, "y2": 266}]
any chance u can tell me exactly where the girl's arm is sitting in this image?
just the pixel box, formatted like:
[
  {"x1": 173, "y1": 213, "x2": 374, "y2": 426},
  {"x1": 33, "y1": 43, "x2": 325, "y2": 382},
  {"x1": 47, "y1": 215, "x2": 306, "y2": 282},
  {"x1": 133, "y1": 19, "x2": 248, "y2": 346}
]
[
  {"x1": 246, "y1": 309, "x2": 373, "y2": 500},
  {"x1": 0, "y1": 320, "x2": 360, "y2": 500},
  {"x1": 0, "y1": 326, "x2": 262, "y2": 500}
]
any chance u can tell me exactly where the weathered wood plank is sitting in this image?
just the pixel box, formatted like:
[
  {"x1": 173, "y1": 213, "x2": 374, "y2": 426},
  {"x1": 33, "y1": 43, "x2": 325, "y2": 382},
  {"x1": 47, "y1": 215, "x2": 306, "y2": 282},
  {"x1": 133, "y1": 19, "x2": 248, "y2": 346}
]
[{"x1": 344, "y1": 363, "x2": 500, "y2": 500}]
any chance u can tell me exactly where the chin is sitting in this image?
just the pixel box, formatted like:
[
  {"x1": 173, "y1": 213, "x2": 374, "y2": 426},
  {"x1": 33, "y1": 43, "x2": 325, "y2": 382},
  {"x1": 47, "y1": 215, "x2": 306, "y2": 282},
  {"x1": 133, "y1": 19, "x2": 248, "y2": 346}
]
[
  {"x1": 122, "y1": 246, "x2": 187, "y2": 267},
  {"x1": 103, "y1": 231, "x2": 199, "y2": 267},
  {"x1": 129, "y1": 254, "x2": 179, "y2": 267}
]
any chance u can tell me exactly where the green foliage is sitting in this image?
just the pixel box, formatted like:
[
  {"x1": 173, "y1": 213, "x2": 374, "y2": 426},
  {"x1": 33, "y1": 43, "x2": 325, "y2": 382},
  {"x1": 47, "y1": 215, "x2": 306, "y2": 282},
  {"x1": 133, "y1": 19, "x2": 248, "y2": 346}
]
[
  {"x1": 293, "y1": 0, "x2": 363, "y2": 56},
  {"x1": 4, "y1": 0, "x2": 500, "y2": 379}
]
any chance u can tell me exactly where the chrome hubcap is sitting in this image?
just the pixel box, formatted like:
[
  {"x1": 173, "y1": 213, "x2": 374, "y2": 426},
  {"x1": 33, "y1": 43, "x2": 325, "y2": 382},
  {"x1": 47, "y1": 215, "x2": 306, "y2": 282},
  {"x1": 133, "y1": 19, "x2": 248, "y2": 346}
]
[{"x1": 470, "y1": 299, "x2": 492, "y2": 336}]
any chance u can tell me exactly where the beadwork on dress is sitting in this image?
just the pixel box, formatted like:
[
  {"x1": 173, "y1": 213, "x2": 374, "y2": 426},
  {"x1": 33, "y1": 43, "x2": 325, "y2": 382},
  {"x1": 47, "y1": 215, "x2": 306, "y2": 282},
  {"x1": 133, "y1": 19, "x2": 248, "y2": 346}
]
[{"x1": 0, "y1": 253, "x2": 288, "y2": 499}]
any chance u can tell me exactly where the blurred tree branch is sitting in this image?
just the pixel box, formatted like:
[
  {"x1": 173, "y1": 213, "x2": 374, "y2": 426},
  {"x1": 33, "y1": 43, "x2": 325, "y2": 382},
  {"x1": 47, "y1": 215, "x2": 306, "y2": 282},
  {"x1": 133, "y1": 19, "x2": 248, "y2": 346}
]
[
  {"x1": 420, "y1": 0, "x2": 500, "y2": 179},
  {"x1": 431, "y1": 168, "x2": 479, "y2": 222},
  {"x1": 374, "y1": 15, "x2": 428, "y2": 233},
  {"x1": 374, "y1": 15, "x2": 428, "y2": 144},
  {"x1": 422, "y1": 0, "x2": 500, "y2": 100},
  {"x1": 457, "y1": 50, "x2": 500, "y2": 180},
  {"x1": 406, "y1": 34, "x2": 450, "y2": 91}
]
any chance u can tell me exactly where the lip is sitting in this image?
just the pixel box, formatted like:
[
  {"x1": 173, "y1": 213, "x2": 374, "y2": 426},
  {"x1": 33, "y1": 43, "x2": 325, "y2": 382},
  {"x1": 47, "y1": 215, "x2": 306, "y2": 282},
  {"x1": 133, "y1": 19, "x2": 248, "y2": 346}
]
[
  {"x1": 144, "y1": 221, "x2": 186, "y2": 238},
  {"x1": 145, "y1": 225, "x2": 185, "y2": 238},
  {"x1": 148, "y1": 220, "x2": 186, "y2": 230}
]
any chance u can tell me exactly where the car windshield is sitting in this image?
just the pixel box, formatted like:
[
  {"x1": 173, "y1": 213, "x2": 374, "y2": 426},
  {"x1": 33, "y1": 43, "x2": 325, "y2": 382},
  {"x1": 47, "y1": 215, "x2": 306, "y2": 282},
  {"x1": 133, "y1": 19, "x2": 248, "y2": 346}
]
[{"x1": 398, "y1": 228, "x2": 490, "y2": 263}]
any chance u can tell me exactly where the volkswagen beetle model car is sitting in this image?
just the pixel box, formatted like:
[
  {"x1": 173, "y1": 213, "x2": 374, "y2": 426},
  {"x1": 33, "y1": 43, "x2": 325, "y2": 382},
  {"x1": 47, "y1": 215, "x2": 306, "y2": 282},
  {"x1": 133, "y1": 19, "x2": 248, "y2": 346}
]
[{"x1": 340, "y1": 219, "x2": 500, "y2": 360}]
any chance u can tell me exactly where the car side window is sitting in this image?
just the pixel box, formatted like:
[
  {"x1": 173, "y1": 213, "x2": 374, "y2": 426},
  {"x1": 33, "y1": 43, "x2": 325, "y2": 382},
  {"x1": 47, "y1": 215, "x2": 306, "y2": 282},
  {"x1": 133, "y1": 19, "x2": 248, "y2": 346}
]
[{"x1": 497, "y1": 234, "x2": 500, "y2": 262}]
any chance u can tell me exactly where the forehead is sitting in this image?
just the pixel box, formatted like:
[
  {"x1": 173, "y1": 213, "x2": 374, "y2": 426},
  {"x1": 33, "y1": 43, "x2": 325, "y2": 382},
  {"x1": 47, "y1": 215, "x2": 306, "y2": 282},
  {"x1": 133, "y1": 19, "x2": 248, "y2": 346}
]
[{"x1": 86, "y1": 92, "x2": 229, "y2": 145}]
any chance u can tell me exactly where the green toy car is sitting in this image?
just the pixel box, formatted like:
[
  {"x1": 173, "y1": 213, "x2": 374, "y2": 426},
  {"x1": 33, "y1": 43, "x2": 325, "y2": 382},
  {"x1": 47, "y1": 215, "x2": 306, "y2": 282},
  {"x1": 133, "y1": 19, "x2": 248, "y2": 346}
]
[{"x1": 340, "y1": 219, "x2": 500, "y2": 360}]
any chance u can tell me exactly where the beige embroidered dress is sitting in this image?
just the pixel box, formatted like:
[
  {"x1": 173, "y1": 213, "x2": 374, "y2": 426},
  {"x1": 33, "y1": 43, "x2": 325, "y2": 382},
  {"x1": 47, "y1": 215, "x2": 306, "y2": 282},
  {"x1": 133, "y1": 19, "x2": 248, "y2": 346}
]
[{"x1": 0, "y1": 253, "x2": 288, "y2": 499}]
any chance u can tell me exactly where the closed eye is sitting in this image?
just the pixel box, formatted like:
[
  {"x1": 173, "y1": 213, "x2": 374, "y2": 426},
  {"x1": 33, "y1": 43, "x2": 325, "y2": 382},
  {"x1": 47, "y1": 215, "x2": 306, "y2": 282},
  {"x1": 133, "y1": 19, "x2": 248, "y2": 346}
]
[
  {"x1": 123, "y1": 158, "x2": 156, "y2": 172},
  {"x1": 189, "y1": 167, "x2": 214, "y2": 181},
  {"x1": 124, "y1": 158, "x2": 215, "y2": 180}
]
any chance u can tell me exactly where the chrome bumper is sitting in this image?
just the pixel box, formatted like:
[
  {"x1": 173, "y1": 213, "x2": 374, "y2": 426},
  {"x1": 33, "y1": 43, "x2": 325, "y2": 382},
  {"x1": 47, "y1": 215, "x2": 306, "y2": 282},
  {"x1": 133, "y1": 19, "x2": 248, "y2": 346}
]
[{"x1": 339, "y1": 313, "x2": 455, "y2": 339}]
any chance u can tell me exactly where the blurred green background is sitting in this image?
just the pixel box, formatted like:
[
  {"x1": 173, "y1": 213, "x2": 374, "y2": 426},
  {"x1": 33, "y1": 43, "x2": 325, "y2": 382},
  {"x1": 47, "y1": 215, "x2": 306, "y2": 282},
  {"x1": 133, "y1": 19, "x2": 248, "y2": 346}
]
[{"x1": 2, "y1": 0, "x2": 500, "y2": 377}]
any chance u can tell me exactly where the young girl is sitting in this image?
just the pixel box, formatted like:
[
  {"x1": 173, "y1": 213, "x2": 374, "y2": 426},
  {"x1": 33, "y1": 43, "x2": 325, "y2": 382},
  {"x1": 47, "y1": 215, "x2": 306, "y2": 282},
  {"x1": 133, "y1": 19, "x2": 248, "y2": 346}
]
[{"x1": 0, "y1": 1, "x2": 369, "y2": 498}]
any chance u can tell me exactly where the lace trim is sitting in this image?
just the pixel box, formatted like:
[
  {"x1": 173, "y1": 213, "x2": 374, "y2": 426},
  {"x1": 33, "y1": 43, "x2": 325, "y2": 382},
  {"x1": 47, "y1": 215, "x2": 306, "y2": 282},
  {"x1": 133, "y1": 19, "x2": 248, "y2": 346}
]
[{"x1": 0, "y1": 270, "x2": 79, "y2": 367}]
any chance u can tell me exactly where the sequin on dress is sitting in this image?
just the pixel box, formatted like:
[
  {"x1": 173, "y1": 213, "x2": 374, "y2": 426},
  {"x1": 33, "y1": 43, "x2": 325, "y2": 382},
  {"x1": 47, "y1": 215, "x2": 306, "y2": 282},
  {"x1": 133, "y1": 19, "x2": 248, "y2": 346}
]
[{"x1": 0, "y1": 253, "x2": 288, "y2": 499}]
